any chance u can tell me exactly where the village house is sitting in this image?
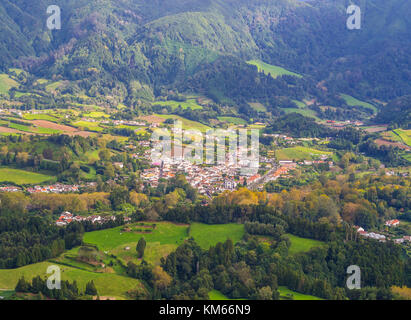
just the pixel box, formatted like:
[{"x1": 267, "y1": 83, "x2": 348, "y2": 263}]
[{"x1": 385, "y1": 219, "x2": 400, "y2": 227}]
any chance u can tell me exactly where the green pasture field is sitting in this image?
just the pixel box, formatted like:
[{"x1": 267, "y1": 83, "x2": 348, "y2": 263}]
[
  {"x1": 248, "y1": 102, "x2": 267, "y2": 112},
  {"x1": 217, "y1": 116, "x2": 247, "y2": 125},
  {"x1": 73, "y1": 121, "x2": 104, "y2": 132},
  {"x1": 340, "y1": 94, "x2": 377, "y2": 113},
  {"x1": 0, "y1": 168, "x2": 55, "y2": 184},
  {"x1": 0, "y1": 74, "x2": 19, "y2": 94},
  {"x1": 83, "y1": 111, "x2": 110, "y2": 119},
  {"x1": 275, "y1": 146, "x2": 333, "y2": 161},
  {"x1": 83, "y1": 222, "x2": 189, "y2": 251},
  {"x1": 0, "y1": 261, "x2": 143, "y2": 299},
  {"x1": 278, "y1": 286, "x2": 323, "y2": 300},
  {"x1": 286, "y1": 234, "x2": 326, "y2": 255},
  {"x1": 154, "y1": 114, "x2": 211, "y2": 132},
  {"x1": 23, "y1": 114, "x2": 59, "y2": 122},
  {"x1": 189, "y1": 223, "x2": 245, "y2": 249},
  {"x1": 247, "y1": 60, "x2": 303, "y2": 79},
  {"x1": 283, "y1": 108, "x2": 319, "y2": 120},
  {"x1": 153, "y1": 98, "x2": 203, "y2": 110}
]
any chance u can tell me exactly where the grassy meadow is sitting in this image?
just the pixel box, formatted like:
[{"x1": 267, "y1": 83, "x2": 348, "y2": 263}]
[
  {"x1": 340, "y1": 94, "x2": 377, "y2": 114},
  {"x1": 286, "y1": 234, "x2": 326, "y2": 255},
  {"x1": 0, "y1": 168, "x2": 55, "y2": 185},
  {"x1": 0, "y1": 74, "x2": 19, "y2": 95},
  {"x1": 0, "y1": 261, "x2": 143, "y2": 299},
  {"x1": 189, "y1": 223, "x2": 245, "y2": 249},
  {"x1": 247, "y1": 60, "x2": 302, "y2": 79},
  {"x1": 275, "y1": 146, "x2": 333, "y2": 161},
  {"x1": 278, "y1": 286, "x2": 323, "y2": 300}
]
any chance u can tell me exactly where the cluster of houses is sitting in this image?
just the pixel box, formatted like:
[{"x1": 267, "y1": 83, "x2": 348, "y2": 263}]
[
  {"x1": 355, "y1": 220, "x2": 411, "y2": 245},
  {"x1": 0, "y1": 185, "x2": 22, "y2": 192},
  {"x1": 55, "y1": 211, "x2": 117, "y2": 227},
  {"x1": 101, "y1": 119, "x2": 146, "y2": 126},
  {"x1": 140, "y1": 156, "x2": 261, "y2": 195},
  {"x1": 27, "y1": 184, "x2": 80, "y2": 194}
]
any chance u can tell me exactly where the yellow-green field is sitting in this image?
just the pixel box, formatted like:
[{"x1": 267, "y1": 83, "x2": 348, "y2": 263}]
[
  {"x1": 0, "y1": 74, "x2": 19, "y2": 95},
  {"x1": 247, "y1": 60, "x2": 302, "y2": 79},
  {"x1": 83, "y1": 111, "x2": 110, "y2": 119},
  {"x1": 217, "y1": 116, "x2": 247, "y2": 125},
  {"x1": 0, "y1": 168, "x2": 55, "y2": 184},
  {"x1": 73, "y1": 121, "x2": 104, "y2": 132},
  {"x1": 393, "y1": 129, "x2": 411, "y2": 147},
  {"x1": 155, "y1": 114, "x2": 211, "y2": 132},
  {"x1": 0, "y1": 261, "x2": 143, "y2": 299},
  {"x1": 275, "y1": 146, "x2": 333, "y2": 161}
]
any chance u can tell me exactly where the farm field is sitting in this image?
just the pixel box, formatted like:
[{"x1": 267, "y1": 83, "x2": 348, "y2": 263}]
[
  {"x1": 83, "y1": 111, "x2": 110, "y2": 119},
  {"x1": 217, "y1": 116, "x2": 247, "y2": 125},
  {"x1": 275, "y1": 146, "x2": 333, "y2": 161},
  {"x1": 83, "y1": 222, "x2": 189, "y2": 251},
  {"x1": 0, "y1": 261, "x2": 143, "y2": 299},
  {"x1": 0, "y1": 74, "x2": 19, "y2": 95},
  {"x1": 278, "y1": 286, "x2": 323, "y2": 300},
  {"x1": 154, "y1": 114, "x2": 211, "y2": 132},
  {"x1": 0, "y1": 168, "x2": 55, "y2": 185},
  {"x1": 153, "y1": 98, "x2": 203, "y2": 110},
  {"x1": 393, "y1": 129, "x2": 411, "y2": 147},
  {"x1": 22, "y1": 114, "x2": 59, "y2": 122},
  {"x1": 248, "y1": 102, "x2": 267, "y2": 112},
  {"x1": 283, "y1": 107, "x2": 319, "y2": 120},
  {"x1": 286, "y1": 234, "x2": 326, "y2": 255},
  {"x1": 247, "y1": 60, "x2": 302, "y2": 79},
  {"x1": 189, "y1": 223, "x2": 245, "y2": 249},
  {"x1": 340, "y1": 94, "x2": 377, "y2": 114},
  {"x1": 73, "y1": 121, "x2": 104, "y2": 132}
]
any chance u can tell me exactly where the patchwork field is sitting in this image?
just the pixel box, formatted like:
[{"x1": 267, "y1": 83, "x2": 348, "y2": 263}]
[
  {"x1": 275, "y1": 146, "x2": 333, "y2": 161},
  {"x1": 0, "y1": 168, "x2": 55, "y2": 185},
  {"x1": 286, "y1": 234, "x2": 326, "y2": 255},
  {"x1": 189, "y1": 223, "x2": 245, "y2": 249},
  {"x1": 0, "y1": 261, "x2": 143, "y2": 299}
]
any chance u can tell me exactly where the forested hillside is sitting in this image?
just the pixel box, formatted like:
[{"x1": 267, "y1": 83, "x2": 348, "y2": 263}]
[{"x1": 0, "y1": 0, "x2": 409, "y2": 112}]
